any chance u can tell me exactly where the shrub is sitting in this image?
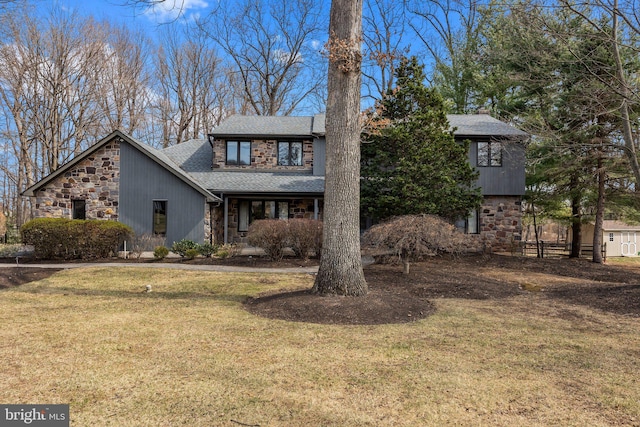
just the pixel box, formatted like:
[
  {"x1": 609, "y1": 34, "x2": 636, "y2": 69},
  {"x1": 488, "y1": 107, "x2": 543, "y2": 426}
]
[
  {"x1": 362, "y1": 214, "x2": 470, "y2": 274},
  {"x1": 198, "y1": 242, "x2": 219, "y2": 258},
  {"x1": 288, "y1": 218, "x2": 323, "y2": 260},
  {"x1": 21, "y1": 218, "x2": 132, "y2": 260},
  {"x1": 246, "y1": 219, "x2": 289, "y2": 261},
  {"x1": 129, "y1": 234, "x2": 166, "y2": 259},
  {"x1": 153, "y1": 245, "x2": 169, "y2": 260},
  {"x1": 185, "y1": 248, "x2": 200, "y2": 260},
  {"x1": 171, "y1": 239, "x2": 199, "y2": 258},
  {"x1": 215, "y1": 243, "x2": 239, "y2": 259}
]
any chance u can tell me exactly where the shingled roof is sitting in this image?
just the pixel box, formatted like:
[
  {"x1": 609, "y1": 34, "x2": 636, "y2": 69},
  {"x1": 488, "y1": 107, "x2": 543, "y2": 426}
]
[
  {"x1": 447, "y1": 114, "x2": 528, "y2": 138},
  {"x1": 162, "y1": 139, "x2": 324, "y2": 195},
  {"x1": 210, "y1": 115, "x2": 325, "y2": 138},
  {"x1": 211, "y1": 113, "x2": 527, "y2": 139}
]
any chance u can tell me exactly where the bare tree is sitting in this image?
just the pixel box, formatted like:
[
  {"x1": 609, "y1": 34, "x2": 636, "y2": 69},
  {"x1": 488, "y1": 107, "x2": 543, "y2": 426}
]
[
  {"x1": 0, "y1": 6, "x2": 154, "y2": 224},
  {"x1": 362, "y1": 215, "x2": 470, "y2": 274},
  {"x1": 93, "y1": 22, "x2": 152, "y2": 137},
  {"x1": 154, "y1": 24, "x2": 229, "y2": 146},
  {"x1": 202, "y1": 0, "x2": 326, "y2": 116},
  {"x1": 409, "y1": 0, "x2": 488, "y2": 113},
  {"x1": 313, "y1": 0, "x2": 368, "y2": 296},
  {"x1": 362, "y1": 0, "x2": 409, "y2": 102}
]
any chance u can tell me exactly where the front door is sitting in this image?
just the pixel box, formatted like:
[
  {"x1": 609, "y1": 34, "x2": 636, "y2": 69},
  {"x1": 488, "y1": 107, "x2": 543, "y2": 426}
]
[{"x1": 621, "y1": 232, "x2": 637, "y2": 256}]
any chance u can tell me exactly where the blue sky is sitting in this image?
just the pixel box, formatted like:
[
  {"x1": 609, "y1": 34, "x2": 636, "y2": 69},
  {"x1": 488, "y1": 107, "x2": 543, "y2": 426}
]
[{"x1": 56, "y1": 0, "x2": 212, "y2": 37}]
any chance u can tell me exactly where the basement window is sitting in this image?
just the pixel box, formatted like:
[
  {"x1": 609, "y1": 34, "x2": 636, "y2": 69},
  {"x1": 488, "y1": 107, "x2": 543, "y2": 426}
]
[{"x1": 72, "y1": 199, "x2": 86, "y2": 220}]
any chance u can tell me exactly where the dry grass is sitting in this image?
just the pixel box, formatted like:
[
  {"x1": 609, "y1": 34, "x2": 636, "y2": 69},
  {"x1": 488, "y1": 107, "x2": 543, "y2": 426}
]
[{"x1": 1, "y1": 267, "x2": 639, "y2": 426}]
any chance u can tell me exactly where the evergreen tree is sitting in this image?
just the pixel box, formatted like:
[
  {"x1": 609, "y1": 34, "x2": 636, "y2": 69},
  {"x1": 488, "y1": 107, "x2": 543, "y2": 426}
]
[{"x1": 361, "y1": 57, "x2": 481, "y2": 223}]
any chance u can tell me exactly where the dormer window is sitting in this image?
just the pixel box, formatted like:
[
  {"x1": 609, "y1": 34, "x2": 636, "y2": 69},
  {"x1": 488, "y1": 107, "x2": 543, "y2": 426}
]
[
  {"x1": 226, "y1": 140, "x2": 251, "y2": 165},
  {"x1": 477, "y1": 141, "x2": 502, "y2": 167},
  {"x1": 278, "y1": 141, "x2": 303, "y2": 166}
]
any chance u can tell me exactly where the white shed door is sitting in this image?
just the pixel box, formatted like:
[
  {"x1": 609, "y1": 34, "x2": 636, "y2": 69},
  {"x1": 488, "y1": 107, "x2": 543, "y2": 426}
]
[{"x1": 621, "y1": 232, "x2": 637, "y2": 256}]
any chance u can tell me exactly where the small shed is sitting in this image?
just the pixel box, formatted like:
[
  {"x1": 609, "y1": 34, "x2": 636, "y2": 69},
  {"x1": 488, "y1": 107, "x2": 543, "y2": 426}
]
[{"x1": 581, "y1": 220, "x2": 640, "y2": 257}]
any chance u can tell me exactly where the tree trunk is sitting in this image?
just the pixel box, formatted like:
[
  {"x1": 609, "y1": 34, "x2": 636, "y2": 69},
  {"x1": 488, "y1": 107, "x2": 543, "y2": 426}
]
[
  {"x1": 313, "y1": 0, "x2": 367, "y2": 296},
  {"x1": 593, "y1": 156, "x2": 605, "y2": 264},
  {"x1": 570, "y1": 193, "x2": 582, "y2": 258},
  {"x1": 611, "y1": 0, "x2": 640, "y2": 186}
]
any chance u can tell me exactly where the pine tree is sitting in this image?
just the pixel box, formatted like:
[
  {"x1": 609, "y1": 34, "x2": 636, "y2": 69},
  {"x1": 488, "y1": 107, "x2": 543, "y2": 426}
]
[{"x1": 361, "y1": 57, "x2": 481, "y2": 223}]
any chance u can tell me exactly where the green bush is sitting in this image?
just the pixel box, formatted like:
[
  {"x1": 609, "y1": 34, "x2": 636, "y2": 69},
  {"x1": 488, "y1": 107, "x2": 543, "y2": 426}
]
[
  {"x1": 185, "y1": 248, "x2": 199, "y2": 260},
  {"x1": 288, "y1": 219, "x2": 323, "y2": 260},
  {"x1": 153, "y1": 245, "x2": 169, "y2": 260},
  {"x1": 198, "y1": 242, "x2": 219, "y2": 258},
  {"x1": 171, "y1": 239, "x2": 199, "y2": 258},
  {"x1": 215, "y1": 244, "x2": 239, "y2": 259},
  {"x1": 21, "y1": 218, "x2": 132, "y2": 260},
  {"x1": 247, "y1": 219, "x2": 289, "y2": 261}
]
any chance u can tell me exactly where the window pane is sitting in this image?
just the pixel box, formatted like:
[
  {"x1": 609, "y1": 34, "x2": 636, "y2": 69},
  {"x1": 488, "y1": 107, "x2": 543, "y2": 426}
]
[
  {"x1": 239, "y1": 201, "x2": 249, "y2": 232},
  {"x1": 153, "y1": 201, "x2": 167, "y2": 236},
  {"x1": 468, "y1": 209, "x2": 479, "y2": 234},
  {"x1": 278, "y1": 202, "x2": 289, "y2": 219},
  {"x1": 278, "y1": 142, "x2": 289, "y2": 165},
  {"x1": 226, "y1": 141, "x2": 238, "y2": 165},
  {"x1": 251, "y1": 201, "x2": 264, "y2": 221},
  {"x1": 265, "y1": 201, "x2": 276, "y2": 219},
  {"x1": 290, "y1": 142, "x2": 303, "y2": 166},
  {"x1": 490, "y1": 142, "x2": 502, "y2": 166},
  {"x1": 72, "y1": 200, "x2": 86, "y2": 220},
  {"x1": 477, "y1": 142, "x2": 489, "y2": 167},
  {"x1": 239, "y1": 141, "x2": 251, "y2": 165}
]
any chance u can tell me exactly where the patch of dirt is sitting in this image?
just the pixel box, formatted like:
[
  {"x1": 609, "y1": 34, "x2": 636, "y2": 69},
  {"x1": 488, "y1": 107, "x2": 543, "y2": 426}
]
[
  {"x1": 0, "y1": 267, "x2": 63, "y2": 289},
  {"x1": 2, "y1": 254, "x2": 640, "y2": 324}
]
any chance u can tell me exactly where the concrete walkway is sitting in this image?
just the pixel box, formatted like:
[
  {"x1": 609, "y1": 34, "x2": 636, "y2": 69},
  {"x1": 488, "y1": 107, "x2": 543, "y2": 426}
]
[{"x1": 0, "y1": 259, "x2": 319, "y2": 274}]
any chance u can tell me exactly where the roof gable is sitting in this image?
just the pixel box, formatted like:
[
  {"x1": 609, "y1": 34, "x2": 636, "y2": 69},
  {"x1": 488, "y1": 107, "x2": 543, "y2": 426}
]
[{"x1": 22, "y1": 130, "x2": 221, "y2": 203}]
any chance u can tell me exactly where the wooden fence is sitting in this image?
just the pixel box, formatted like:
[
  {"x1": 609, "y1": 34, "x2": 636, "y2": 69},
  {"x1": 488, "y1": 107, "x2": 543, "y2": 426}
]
[{"x1": 521, "y1": 241, "x2": 606, "y2": 260}]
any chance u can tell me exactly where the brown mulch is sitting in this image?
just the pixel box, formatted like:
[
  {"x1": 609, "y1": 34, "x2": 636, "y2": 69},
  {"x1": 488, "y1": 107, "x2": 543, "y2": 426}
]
[
  {"x1": 244, "y1": 254, "x2": 640, "y2": 324},
  {"x1": 2, "y1": 254, "x2": 639, "y2": 324}
]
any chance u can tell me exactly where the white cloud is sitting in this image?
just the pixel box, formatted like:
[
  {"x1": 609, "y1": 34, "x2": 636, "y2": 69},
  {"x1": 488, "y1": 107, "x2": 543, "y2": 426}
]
[{"x1": 146, "y1": 0, "x2": 209, "y2": 23}]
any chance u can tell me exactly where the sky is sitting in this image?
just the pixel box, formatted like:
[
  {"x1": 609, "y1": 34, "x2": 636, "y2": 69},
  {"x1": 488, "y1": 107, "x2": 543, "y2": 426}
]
[{"x1": 56, "y1": 0, "x2": 213, "y2": 36}]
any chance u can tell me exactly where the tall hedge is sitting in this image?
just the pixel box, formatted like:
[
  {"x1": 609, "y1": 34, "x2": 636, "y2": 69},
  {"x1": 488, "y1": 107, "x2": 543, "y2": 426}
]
[{"x1": 21, "y1": 218, "x2": 133, "y2": 260}]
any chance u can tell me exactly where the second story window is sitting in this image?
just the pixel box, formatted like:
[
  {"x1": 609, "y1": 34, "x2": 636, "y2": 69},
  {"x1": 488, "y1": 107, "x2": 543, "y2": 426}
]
[
  {"x1": 477, "y1": 141, "x2": 502, "y2": 167},
  {"x1": 278, "y1": 141, "x2": 303, "y2": 166},
  {"x1": 226, "y1": 141, "x2": 251, "y2": 165}
]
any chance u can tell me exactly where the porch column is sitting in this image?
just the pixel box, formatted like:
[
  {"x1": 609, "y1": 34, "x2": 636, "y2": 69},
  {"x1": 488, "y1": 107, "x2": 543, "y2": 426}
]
[
  {"x1": 224, "y1": 196, "x2": 228, "y2": 244},
  {"x1": 314, "y1": 198, "x2": 319, "y2": 220}
]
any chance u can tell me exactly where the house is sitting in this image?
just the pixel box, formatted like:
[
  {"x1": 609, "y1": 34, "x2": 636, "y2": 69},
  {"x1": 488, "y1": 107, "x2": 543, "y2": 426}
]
[
  {"x1": 23, "y1": 113, "x2": 527, "y2": 251},
  {"x1": 22, "y1": 131, "x2": 222, "y2": 246},
  {"x1": 581, "y1": 220, "x2": 640, "y2": 257}
]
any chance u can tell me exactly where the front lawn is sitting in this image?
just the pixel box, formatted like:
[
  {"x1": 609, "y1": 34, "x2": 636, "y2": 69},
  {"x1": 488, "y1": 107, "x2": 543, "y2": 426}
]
[{"x1": 0, "y1": 265, "x2": 638, "y2": 426}]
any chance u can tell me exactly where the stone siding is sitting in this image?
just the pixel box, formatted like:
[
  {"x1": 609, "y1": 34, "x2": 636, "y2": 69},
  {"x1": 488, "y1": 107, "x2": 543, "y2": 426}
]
[
  {"x1": 33, "y1": 139, "x2": 121, "y2": 220},
  {"x1": 212, "y1": 139, "x2": 313, "y2": 171},
  {"x1": 475, "y1": 195, "x2": 523, "y2": 252}
]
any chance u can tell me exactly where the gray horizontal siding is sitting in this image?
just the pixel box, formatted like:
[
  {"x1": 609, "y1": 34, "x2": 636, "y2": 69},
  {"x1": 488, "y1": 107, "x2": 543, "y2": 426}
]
[{"x1": 119, "y1": 143, "x2": 207, "y2": 244}]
